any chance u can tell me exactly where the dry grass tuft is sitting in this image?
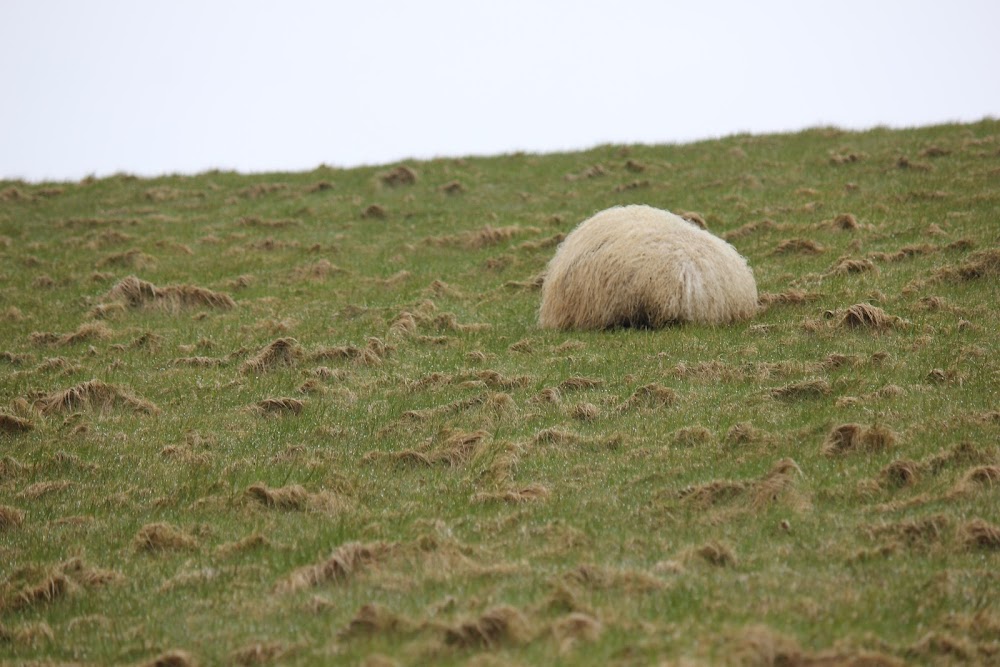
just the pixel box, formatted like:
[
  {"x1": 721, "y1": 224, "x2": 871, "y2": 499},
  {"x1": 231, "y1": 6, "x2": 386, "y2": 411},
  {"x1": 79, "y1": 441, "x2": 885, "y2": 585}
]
[
  {"x1": 30, "y1": 321, "x2": 113, "y2": 347},
  {"x1": 866, "y1": 515, "x2": 950, "y2": 549},
  {"x1": 275, "y1": 541, "x2": 394, "y2": 593},
  {"x1": 960, "y1": 518, "x2": 1000, "y2": 550},
  {"x1": 533, "y1": 427, "x2": 580, "y2": 445},
  {"x1": 758, "y1": 290, "x2": 822, "y2": 306},
  {"x1": 727, "y1": 625, "x2": 812, "y2": 667},
  {"x1": 880, "y1": 459, "x2": 921, "y2": 488},
  {"x1": 831, "y1": 213, "x2": 860, "y2": 229},
  {"x1": 680, "y1": 458, "x2": 802, "y2": 510},
  {"x1": 529, "y1": 387, "x2": 562, "y2": 404},
  {"x1": 0, "y1": 504, "x2": 25, "y2": 530},
  {"x1": 216, "y1": 533, "x2": 270, "y2": 557},
  {"x1": 444, "y1": 605, "x2": 532, "y2": 648},
  {"x1": 472, "y1": 484, "x2": 550, "y2": 504},
  {"x1": 0, "y1": 413, "x2": 33, "y2": 434},
  {"x1": 105, "y1": 275, "x2": 235, "y2": 310},
  {"x1": 617, "y1": 383, "x2": 678, "y2": 412},
  {"x1": 571, "y1": 402, "x2": 600, "y2": 421},
  {"x1": 3, "y1": 574, "x2": 74, "y2": 613},
  {"x1": 440, "y1": 180, "x2": 465, "y2": 195},
  {"x1": 672, "y1": 425, "x2": 712, "y2": 446},
  {"x1": 770, "y1": 378, "x2": 831, "y2": 400},
  {"x1": 245, "y1": 483, "x2": 311, "y2": 510},
  {"x1": 339, "y1": 603, "x2": 415, "y2": 639},
  {"x1": 774, "y1": 238, "x2": 824, "y2": 254},
  {"x1": 551, "y1": 612, "x2": 603, "y2": 652},
  {"x1": 822, "y1": 423, "x2": 898, "y2": 455},
  {"x1": 722, "y1": 218, "x2": 779, "y2": 240},
  {"x1": 828, "y1": 257, "x2": 879, "y2": 275},
  {"x1": 465, "y1": 224, "x2": 532, "y2": 249},
  {"x1": 695, "y1": 541, "x2": 738, "y2": 567},
  {"x1": 676, "y1": 211, "x2": 707, "y2": 229},
  {"x1": 841, "y1": 303, "x2": 907, "y2": 330},
  {"x1": 133, "y1": 523, "x2": 198, "y2": 552},
  {"x1": 724, "y1": 422, "x2": 765, "y2": 445},
  {"x1": 35, "y1": 379, "x2": 160, "y2": 415},
  {"x1": 252, "y1": 397, "x2": 305, "y2": 416},
  {"x1": 380, "y1": 165, "x2": 417, "y2": 186},
  {"x1": 230, "y1": 642, "x2": 288, "y2": 665},
  {"x1": 141, "y1": 649, "x2": 197, "y2": 667},
  {"x1": 558, "y1": 376, "x2": 604, "y2": 391},
  {"x1": 311, "y1": 337, "x2": 392, "y2": 367},
  {"x1": 241, "y1": 338, "x2": 302, "y2": 374}
]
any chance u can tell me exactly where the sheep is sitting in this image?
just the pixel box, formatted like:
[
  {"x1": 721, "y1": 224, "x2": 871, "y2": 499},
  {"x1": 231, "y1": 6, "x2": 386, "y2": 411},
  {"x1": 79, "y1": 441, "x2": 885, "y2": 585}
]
[{"x1": 538, "y1": 205, "x2": 757, "y2": 330}]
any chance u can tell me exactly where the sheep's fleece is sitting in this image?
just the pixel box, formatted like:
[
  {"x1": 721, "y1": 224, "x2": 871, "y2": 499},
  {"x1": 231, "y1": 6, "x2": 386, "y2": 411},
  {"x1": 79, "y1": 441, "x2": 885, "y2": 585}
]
[{"x1": 539, "y1": 205, "x2": 757, "y2": 329}]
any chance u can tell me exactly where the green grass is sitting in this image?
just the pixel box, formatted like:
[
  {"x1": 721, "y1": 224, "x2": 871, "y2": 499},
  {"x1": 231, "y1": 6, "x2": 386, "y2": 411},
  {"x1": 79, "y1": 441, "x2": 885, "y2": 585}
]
[{"x1": 1, "y1": 121, "x2": 999, "y2": 666}]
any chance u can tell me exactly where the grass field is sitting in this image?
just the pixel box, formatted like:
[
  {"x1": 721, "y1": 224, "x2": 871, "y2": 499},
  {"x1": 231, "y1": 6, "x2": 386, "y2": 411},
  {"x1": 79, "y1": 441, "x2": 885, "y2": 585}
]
[{"x1": 1, "y1": 120, "x2": 998, "y2": 666}]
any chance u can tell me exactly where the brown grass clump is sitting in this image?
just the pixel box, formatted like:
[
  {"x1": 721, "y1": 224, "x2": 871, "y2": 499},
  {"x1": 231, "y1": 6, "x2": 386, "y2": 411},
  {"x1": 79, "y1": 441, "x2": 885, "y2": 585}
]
[
  {"x1": 311, "y1": 337, "x2": 392, "y2": 367},
  {"x1": 680, "y1": 458, "x2": 802, "y2": 510},
  {"x1": 866, "y1": 515, "x2": 950, "y2": 550},
  {"x1": 773, "y1": 238, "x2": 824, "y2": 254},
  {"x1": 722, "y1": 218, "x2": 780, "y2": 240},
  {"x1": 758, "y1": 290, "x2": 821, "y2": 306},
  {"x1": 439, "y1": 180, "x2": 465, "y2": 195},
  {"x1": 444, "y1": 605, "x2": 532, "y2": 649},
  {"x1": 245, "y1": 483, "x2": 311, "y2": 510},
  {"x1": 141, "y1": 649, "x2": 197, "y2": 667},
  {"x1": 831, "y1": 213, "x2": 860, "y2": 230},
  {"x1": 675, "y1": 211, "x2": 707, "y2": 229},
  {"x1": 361, "y1": 204, "x2": 387, "y2": 219},
  {"x1": 35, "y1": 379, "x2": 160, "y2": 415},
  {"x1": 558, "y1": 376, "x2": 604, "y2": 391},
  {"x1": 529, "y1": 387, "x2": 562, "y2": 404},
  {"x1": 694, "y1": 541, "x2": 738, "y2": 567},
  {"x1": 389, "y1": 311, "x2": 419, "y2": 337},
  {"x1": 339, "y1": 603, "x2": 416, "y2": 640},
  {"x1": 724, "y1": 422, "x2": 765, "y2": 445},
  {"x1": 465, "y1": 224, "x2": 530, "y2": 249},
  {"x1": 841, "y1": 303, "x2": 907, "y2": 330},
  {"x1": 275, "y1": 541, "x2": 394, "y2": 593},
  {"x1": 4, "y1": 574, "x2": 74, "y2": 613},
  {"x1": 0, "y1": 504, "x2": 25, "y2": 530},
  {"x1": 30, "y1": 321, "x2": 113, "y2": 347},
  {"x1": 828, "y1": 257, "x2": 879, "y2": 275},
  {"x1": 672, "y1": 426, "x2": 712, "y2": 447},
  {"x1": 252, "y1": 397, "x2": 305, "y2": 416},
  {"x1": 133, "y1": 523, "x2": 198, "y2": 552},
  {"x1": 951, "y1": 465, "x2": 1000, "y2": 497},
  {"x1": 240, "y1": 337, "x2": 301, "y2": 374},
  {"x1": 370, "y1": 430, "x2": 490, "y2": 468},
  {"x1": 104, "y1": 275, "x2": 235, "y2": 310},
  {"x1": 379, "y1": 165, "x2": 417, "y2": 186},
  {"x1": 880, "y1": 459, "x2": 921, "y2": 488},
  {"x1": 571, "y1": 402, "x2": 600, "y2": 421},
  {"x1": 230, "y1": 642, "x2": 288, "y2": 665},
  {"x1": 617, "y1": 383, "x2": 678, "y2": 412},
  {"x1": 0, "y1": 413, "x2": 33, "y2": 434},
  {"x1": 472, "y1": 484, "x2": 550, "y2": 504},
  {"x1": 770, "y1": 378, "x2": 831, "y2": 400},
  {"x1": 822, "y1": 423, "x2": 898, "y2": 455},
  {"x1": 551, "y1": 612, "x2": 603, "y2": 652},
  {"x1": 960, "y1": 518, "x2": 1000, "y2": 550}
]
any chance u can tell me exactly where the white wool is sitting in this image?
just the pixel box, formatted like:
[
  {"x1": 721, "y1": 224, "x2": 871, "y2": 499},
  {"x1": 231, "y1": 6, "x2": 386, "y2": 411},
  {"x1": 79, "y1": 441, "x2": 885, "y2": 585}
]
[{"x1": 539, "y1": 205, "x2": 758, "y2": 329}]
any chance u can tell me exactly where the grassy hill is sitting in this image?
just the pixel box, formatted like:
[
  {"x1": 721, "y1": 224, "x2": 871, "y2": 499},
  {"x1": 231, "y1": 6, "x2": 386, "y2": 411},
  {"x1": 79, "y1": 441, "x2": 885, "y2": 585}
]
[{"x1": 1, "y1": 120, "x2": 998, "y2": 666}]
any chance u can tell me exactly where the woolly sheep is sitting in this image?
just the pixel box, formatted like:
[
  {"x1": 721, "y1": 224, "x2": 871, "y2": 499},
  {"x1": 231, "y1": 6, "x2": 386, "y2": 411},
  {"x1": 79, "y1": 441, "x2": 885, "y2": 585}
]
[{"x1": 538, "y1": 205, "x2": 757, "y2": 329}]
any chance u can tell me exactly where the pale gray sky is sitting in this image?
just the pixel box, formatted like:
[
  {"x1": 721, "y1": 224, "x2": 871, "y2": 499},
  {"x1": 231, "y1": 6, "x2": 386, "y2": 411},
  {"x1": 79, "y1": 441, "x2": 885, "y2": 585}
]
[{"x1": 2, "y1": 0, "x2": 998, "y2": 182}]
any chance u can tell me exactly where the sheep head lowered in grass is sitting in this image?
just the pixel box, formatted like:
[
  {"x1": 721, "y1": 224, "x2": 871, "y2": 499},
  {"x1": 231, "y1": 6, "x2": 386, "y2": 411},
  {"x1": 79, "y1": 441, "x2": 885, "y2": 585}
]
[{"x1": 539, "y1": 205, "x2": 757, "y2": 330}]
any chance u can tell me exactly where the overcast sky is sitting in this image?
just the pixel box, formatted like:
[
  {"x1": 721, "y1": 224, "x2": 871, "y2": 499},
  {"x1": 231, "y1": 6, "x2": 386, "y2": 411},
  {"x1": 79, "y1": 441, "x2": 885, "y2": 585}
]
[{"x1": 2, "y1": 0, "x2": 998, "y2": 182}]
